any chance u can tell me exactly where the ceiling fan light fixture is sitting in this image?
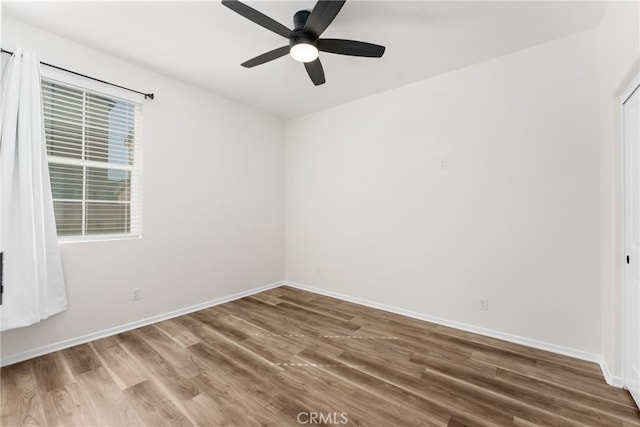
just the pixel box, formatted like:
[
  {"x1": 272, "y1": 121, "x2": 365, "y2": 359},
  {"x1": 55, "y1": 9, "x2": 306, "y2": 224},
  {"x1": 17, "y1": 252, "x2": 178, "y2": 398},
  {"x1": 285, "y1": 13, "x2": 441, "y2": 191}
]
[{"x1": 290, "y1": 42, "x2": 319, "y2": 63}]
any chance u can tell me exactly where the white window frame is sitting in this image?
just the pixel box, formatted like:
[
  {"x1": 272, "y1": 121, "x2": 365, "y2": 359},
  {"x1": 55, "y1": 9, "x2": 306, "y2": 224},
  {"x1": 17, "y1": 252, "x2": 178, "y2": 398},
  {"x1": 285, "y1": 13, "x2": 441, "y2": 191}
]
[{"x1": 41, "y1": 66, "x2": 144, "y2": 243}]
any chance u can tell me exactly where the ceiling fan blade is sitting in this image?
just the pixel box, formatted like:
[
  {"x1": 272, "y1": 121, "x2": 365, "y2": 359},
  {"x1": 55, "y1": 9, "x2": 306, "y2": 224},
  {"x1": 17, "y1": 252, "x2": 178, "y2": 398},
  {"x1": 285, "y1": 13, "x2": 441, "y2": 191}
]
[
  {"x1": 319, "y1": 39, "x2": 385, "y2": 57},
  {"x1": 303, "y1": 0, "x2": 346, "y2": 37},
  {"x1": 241, "y1": 46, "x2": 290, "y2": 68},
  {"x1": 304, "y1": 59, "x2": 326, "y2": 86},
  {"x1": 222, "y1": 0, "x2": 291, "y2": 39}
]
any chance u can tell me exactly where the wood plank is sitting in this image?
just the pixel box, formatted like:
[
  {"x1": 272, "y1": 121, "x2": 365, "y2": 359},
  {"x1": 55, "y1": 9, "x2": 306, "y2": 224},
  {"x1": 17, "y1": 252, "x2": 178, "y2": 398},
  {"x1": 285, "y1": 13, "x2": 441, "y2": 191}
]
[
  {"x1": 122, "y1": 380, "x2": 193, "y2": 426},
  {"x1": 496, "y1": 368, "x2": 640, "y2": 425},
  {"x1": 0, "y1": 360, "x2": 47, "y2": 426},
  {"x1": 32, "y1": 351, "x2": 74, "y2": 392},
  {"x1": 73, "y1": 367, "x2": 143, "y2": 426},
  {"x1": 42, "y1": 382, "x2": 97, "y2": 426},
  {"x1": 153, "y1": 318, "x2": 202, "y2": 348},
  {"x1": 114, "y1": 330, "x2": 201, "y2": 403},
  {"x1": 89, "y1": 336, "x2": 148, "y2": 390},
  {"x1": 136, "y1": 325, "x2": 202, "y2": 379},
  {"x1": 60, "y1": 344, "x2": 102, "y2": 377}
]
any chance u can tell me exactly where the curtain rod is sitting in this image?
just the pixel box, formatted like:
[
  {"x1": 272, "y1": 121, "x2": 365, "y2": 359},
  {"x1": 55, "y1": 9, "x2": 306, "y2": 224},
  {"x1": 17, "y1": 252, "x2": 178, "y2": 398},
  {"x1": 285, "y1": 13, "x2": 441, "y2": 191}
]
[{"x1": 1, "y1": 48, "x2": 154, "y2": 100}]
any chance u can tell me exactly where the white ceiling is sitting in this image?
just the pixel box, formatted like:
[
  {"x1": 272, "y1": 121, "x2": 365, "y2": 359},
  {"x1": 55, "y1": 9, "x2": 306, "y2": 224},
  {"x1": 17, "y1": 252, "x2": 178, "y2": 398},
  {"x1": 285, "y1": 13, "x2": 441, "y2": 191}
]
[{"x1": 3, "y1": 1, "x2": 607, "y2": 119}]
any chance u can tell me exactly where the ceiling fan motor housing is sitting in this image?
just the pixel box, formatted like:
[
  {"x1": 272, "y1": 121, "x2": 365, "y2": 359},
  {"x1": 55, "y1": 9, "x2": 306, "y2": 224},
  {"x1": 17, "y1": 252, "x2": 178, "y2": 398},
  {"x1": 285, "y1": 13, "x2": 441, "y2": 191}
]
[
  {"x1": 293, "y1": 10, "x2": 312, "y2": 32},
  {"x1": 291, "y1": 10, "x2": 318, "y2": 49},
  {"x1": 290, "y1": 32, "x2": 318, "y2": 50}
]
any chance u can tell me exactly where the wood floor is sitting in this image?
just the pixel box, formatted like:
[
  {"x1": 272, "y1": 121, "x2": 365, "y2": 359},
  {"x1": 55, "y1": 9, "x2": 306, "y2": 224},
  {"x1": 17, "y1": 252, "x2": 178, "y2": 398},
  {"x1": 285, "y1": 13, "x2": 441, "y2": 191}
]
[{"x1": 1, "y1": 286, "x2": 639, "y2": 426}]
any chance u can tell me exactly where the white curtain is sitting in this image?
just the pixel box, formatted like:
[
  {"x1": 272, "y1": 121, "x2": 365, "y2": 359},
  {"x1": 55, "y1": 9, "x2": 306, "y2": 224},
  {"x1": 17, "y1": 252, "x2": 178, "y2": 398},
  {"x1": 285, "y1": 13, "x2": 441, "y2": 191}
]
[{"x1": 0, "y1": 48, "x2": 68, "y2": 331}]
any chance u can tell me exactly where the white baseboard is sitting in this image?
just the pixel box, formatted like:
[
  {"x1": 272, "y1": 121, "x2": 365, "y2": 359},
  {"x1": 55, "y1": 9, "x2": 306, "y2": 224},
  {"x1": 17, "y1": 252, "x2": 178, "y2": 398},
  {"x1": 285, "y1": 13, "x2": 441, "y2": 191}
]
[
  {"x1": 598, "y1": 357, "x2": 624, "y2": 388},
  {"x1": 0, "y1": 281, "x2": 284, "y2": 367},
  {"x1": 284, "y1": 281, "x2": 622, "y2": 389}
]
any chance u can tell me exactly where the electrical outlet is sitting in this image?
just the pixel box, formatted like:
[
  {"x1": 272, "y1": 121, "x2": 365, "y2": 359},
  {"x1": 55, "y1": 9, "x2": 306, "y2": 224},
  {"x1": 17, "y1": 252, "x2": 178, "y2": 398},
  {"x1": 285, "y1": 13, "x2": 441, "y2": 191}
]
[
  {"x1": 132, "y1": 288, "x2": 141, "y2": 302},
  {"x1": 440, "y1": 158, "x2": 448, "y2": 171},
  {"x1": 479, "y1": 298, "x2": 488, "y2": 311}
]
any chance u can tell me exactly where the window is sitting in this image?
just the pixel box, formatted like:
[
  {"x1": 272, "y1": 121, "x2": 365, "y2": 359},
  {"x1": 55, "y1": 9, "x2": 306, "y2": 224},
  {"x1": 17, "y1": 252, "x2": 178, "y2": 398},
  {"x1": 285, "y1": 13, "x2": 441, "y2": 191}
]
[{"x1": 42, "y1": 78, "x2": 142, "y2": 239}]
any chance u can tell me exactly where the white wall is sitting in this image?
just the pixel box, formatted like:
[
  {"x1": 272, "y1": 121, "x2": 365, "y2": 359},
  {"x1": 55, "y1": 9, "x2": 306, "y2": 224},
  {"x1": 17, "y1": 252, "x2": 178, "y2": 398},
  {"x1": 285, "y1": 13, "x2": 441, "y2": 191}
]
[
  {"x1": 598, "y1": 1, "x2": 640, "y2": 380},
  {"x1": 0, "y1": 17, "x2": 285, "y2": 361},
  {"x1": 286, "y1": 29, "x2": 602, "y2": 354}
]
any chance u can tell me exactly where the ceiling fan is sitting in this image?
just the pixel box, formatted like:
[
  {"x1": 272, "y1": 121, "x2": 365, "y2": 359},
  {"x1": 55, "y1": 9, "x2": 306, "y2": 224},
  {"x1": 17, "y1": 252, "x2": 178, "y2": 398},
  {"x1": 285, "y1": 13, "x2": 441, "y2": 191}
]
[{"x1": 221, "y1": 0, "x2": 386, "y2": 86}]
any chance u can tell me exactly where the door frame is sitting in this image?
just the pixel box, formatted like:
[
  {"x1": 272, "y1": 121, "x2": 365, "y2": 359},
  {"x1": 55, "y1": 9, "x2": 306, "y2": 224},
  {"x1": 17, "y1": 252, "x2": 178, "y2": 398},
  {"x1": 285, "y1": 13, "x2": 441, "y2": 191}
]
[{"x1": 621, "y1": 71, "x2": 640, "y2": 400}]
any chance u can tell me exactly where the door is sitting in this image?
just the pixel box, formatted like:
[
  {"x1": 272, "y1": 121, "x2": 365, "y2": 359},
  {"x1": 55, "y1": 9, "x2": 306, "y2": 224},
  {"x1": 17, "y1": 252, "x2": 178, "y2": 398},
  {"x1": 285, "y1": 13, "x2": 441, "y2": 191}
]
[{"x1": 623, "y1": 76, "x2": 640, "y2": 409}]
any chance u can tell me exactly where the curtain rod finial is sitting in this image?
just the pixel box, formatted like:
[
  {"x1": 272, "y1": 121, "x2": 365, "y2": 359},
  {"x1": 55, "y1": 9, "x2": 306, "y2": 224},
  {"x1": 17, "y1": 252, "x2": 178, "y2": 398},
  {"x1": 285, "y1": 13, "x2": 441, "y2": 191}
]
[{"x1": 145, "y1": 93, "x2": 155, "y2": 100}]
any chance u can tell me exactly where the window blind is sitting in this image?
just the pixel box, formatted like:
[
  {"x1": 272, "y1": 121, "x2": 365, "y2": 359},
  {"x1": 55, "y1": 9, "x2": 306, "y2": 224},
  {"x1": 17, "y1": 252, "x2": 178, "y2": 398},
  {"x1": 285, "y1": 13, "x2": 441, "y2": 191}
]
[{"x1": 42, "y1": 79, "x2": 142, "y2": 238}]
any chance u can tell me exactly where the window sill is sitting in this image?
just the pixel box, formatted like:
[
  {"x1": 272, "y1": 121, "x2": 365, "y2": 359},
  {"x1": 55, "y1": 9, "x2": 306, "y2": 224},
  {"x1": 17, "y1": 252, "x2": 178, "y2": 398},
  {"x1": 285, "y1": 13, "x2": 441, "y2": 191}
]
[{"x1": 58, "y1": 234, "x2": 141, "y2": 244}]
